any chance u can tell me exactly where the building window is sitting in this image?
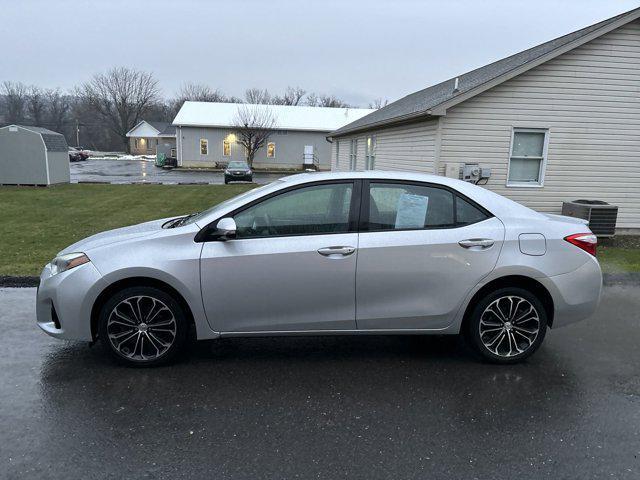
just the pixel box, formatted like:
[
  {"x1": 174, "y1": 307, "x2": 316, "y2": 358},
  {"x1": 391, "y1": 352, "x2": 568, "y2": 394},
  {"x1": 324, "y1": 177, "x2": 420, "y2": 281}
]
[
  {"x1": 267, "y1": 142, "x2": 276, "y2": 158},
  {"x1": 507, "y1": 128, "x2": 548, "y2": 186},
  {"x1": 365, "y1": 135, "x2": 376, "y2": 170},
  {"x1": 170, "y1": 148, "x2": 176, "y2": 157},
  {"x1": 349, "y1": 139, "x2": 358, "y2": 170},
  {"x1": 223, "y1": 139, "x2": 231, "y2": 156},
  {"x1": 200, "y1": 139, "x2": 208, "y2": 155}
]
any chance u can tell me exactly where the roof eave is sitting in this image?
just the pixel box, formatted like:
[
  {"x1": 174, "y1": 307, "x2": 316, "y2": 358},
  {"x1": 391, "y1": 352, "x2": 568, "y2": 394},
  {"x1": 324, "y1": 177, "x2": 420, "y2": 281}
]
[{"x1": 329, "y1": 110, "x2": 437, "y2": 137}]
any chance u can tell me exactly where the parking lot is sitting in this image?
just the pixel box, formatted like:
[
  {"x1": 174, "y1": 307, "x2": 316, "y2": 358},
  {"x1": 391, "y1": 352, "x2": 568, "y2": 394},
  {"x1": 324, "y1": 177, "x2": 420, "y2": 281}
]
[
  {"x1": 1, "y1": 285, "x2": 639, "y2": 479},
  {"x1": 70, "y1": 158, "x2": 285, "y2": 185}
]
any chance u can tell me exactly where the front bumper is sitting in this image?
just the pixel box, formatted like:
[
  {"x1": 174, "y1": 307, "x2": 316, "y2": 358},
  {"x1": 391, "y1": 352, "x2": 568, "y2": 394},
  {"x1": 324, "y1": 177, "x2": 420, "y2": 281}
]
[
  {"x1": 539, "y1": 257, "x2": 603, "y2": 328},
  {"x1": 36, "y1": 261, "x2": 107, "y2": 341},
  {"x1": 225, "y1": 172, "x2": 252, "y2": 181}
]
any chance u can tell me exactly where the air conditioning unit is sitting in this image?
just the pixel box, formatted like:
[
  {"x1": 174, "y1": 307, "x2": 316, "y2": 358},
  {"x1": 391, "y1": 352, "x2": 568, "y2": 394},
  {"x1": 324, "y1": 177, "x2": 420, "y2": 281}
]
[{"x1": 561, "y1": 200, "x2": 618, "y2": 237}]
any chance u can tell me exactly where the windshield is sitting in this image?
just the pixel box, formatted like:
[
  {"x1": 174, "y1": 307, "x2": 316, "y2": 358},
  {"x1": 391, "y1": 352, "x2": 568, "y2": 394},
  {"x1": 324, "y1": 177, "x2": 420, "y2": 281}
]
[
  {"x1": 181, "y1": 182, "x2": 278, "y2": 226},
  {"x1": 228, "y1": 161, "x2": 249, "y2": 169}
]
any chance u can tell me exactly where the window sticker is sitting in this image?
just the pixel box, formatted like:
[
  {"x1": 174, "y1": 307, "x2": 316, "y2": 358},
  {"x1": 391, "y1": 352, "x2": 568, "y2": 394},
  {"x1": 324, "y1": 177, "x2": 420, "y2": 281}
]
[{"x1": 395, "y1": 193, "x2": 429, "y2": 229}]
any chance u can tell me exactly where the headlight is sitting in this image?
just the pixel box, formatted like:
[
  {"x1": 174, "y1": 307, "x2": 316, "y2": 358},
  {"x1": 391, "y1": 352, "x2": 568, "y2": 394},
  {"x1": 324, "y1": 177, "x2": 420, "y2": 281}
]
[
  {"x1": 50, "y1": 253, "x2": 90, "y2": 276},
  {"x1": 224, "y1": 169, "x2": 230, "y2": 174},
  {"x1": 247, "y1": 170, "x2": 252, "y2": 174}
]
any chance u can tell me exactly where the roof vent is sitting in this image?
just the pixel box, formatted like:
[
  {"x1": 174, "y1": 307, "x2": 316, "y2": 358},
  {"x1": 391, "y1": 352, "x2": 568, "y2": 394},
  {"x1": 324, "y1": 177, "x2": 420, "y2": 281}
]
[{"x1": 453, "y1": 77, "x2": 460, "y2": 93}]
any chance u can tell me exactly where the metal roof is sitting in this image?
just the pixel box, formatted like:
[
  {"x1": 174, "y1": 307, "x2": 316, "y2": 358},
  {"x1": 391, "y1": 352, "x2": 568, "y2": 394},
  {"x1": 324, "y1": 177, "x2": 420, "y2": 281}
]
[
  {"x1": 331, "y1": 7, "x2": 640, "y2": 137},
  {"x1": 173, "y1": 102, "x2": 375, "y2": 132}
]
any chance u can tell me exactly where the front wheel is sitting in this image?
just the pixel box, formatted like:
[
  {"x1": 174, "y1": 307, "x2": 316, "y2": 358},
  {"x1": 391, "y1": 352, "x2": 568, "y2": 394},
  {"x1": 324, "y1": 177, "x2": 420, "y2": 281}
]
[
  {"x1": 466, "y1": 287, "x2": 547, "y2": 364},
  {"x1": 98, "y1": 286, "x2": 188, "y2": 367}
]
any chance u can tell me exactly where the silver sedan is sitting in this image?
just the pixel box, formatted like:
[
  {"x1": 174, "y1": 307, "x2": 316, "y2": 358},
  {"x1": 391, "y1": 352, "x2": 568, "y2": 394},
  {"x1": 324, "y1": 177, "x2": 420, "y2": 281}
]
[{"x1": 36, "y1": 171, "x2": 602, "y2": 366}]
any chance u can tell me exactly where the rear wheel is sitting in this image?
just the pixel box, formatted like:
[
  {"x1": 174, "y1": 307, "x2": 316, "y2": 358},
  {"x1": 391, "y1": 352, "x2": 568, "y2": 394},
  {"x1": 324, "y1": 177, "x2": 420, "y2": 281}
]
[
  {"x1": 466, "y1": 287, "x2": 547, "y2": 364},
  {"x1": 98, "y1": 286, "x2": 188, "y2": 367}
]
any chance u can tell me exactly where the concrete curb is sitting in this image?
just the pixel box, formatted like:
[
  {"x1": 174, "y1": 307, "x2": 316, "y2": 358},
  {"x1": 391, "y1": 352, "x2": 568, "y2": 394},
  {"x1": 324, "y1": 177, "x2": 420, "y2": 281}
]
[
  {"x1": 2, "y1": 273, "x2": 640, "y2": 289},
  {"x1": 0, "y1": 276, "x2": 39, "y2": 288}
]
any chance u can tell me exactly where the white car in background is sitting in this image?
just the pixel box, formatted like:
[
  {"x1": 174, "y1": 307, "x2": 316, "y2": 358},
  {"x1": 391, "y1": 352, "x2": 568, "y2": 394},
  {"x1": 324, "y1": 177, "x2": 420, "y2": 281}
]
[{"x1": 36, "y1": 171, "x2": 602, "y2": 366}]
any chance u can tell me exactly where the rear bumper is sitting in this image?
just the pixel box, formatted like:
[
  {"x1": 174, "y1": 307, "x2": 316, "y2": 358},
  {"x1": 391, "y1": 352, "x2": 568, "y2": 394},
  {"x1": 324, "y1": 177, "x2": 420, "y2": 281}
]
[
  {"x1": 539, "y1": 257, "x2": 602, "y2": 328},
  {"x1": 36, "y1": 262, "x2": 107, "y2": 341}
]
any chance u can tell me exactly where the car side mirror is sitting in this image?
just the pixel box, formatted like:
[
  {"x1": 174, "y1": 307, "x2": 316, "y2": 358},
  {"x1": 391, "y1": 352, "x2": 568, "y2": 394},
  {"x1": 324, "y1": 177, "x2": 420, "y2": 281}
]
[{"x1": 213, "y1": 217, "x2": 237, "y2": 241}]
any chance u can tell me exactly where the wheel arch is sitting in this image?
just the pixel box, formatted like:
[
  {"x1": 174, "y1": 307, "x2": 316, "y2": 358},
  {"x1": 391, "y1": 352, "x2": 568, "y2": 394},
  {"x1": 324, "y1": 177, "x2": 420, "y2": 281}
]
[
  {"x1": 90, "y1": 276, "x2": 197, "y2": 341},
  {"x1": 461, "y1": 275, "x2": 555, "y2": 330}
]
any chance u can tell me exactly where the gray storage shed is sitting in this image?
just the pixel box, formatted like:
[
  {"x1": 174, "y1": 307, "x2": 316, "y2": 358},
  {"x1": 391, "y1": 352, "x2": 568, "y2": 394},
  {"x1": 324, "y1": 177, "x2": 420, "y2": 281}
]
[{"x1": 0, "y1": 125, "x2": 70, "y2": 185}]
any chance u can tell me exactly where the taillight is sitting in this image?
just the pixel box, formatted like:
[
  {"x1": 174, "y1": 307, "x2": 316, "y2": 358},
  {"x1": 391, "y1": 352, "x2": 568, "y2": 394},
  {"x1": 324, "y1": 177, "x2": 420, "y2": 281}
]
[{"x1": 564, "y1": 233, "x2": 597, "y2": 256}]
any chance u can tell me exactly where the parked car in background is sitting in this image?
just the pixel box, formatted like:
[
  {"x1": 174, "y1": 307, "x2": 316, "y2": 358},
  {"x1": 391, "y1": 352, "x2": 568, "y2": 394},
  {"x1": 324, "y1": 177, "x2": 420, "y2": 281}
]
[
  {"x1": 36, "y1": 171, "x2": 602, "y2": 367},
  {"x1": 224, "y1": 161, "x2": 253, "y2": 183},
  {"x1": 68, "y1": 147, "x2": 89, "y2": 162}
]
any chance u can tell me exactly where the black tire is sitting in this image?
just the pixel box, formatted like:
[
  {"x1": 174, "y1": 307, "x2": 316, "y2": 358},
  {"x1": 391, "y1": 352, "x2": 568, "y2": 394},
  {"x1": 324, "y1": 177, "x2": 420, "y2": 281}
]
[
  {"x1": 98, "y1": 286, "x2": 188, "y2": 367},
  {"x1": 465, "y1": 287, "x2": 547, "y2": 364},
  {"x1": 224, "y1": 178, "x2": 229, "y2": 184}
]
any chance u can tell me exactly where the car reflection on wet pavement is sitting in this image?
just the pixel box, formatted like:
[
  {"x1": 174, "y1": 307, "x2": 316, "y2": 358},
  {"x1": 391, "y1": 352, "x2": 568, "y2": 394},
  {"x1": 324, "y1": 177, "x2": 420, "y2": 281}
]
[
  {"x1": 1, "y1": 285, "x2": 639, "y2": 479},
  {"x1": 70, "y1": 158, "x2": 286, "y2": 184}
]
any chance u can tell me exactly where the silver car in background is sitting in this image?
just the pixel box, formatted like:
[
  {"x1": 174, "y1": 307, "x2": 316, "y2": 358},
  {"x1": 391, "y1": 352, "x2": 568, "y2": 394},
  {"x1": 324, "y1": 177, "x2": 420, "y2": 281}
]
[{"x1": 36, "y1": 171, "x2": 602, "y2": 366}]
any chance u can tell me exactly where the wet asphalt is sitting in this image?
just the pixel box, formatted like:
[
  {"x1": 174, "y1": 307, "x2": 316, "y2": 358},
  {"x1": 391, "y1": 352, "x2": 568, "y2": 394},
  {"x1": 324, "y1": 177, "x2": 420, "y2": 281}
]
[
  {"x1": 1, "y1": 286, "x2": 639, "y2": 479},
  {"x1": 70, "y1": 159, "x2": 284, "y2": 185}
]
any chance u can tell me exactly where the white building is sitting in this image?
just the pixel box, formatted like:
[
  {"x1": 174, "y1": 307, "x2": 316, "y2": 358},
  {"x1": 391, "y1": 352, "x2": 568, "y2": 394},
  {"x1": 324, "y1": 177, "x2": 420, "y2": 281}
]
[{"x1": 173, "y1": 102, "x2": 374, "y2": 170}]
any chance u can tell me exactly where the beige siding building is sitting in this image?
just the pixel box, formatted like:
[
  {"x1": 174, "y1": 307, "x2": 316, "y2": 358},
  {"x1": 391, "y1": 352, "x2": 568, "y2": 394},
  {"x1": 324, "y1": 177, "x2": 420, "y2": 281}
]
[{"x1": 330, "y1": 8, "x2": 640, "y2": 231}]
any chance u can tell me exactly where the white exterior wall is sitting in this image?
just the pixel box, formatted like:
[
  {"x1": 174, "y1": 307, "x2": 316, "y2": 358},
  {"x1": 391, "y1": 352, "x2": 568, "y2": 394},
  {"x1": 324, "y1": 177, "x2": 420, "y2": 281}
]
[
  {"x1": 439, "y1": 20, "x2": 640, "y2": 229},
  {"x1": 331, "y1": 119, "x2": 439, "y2": 173}
]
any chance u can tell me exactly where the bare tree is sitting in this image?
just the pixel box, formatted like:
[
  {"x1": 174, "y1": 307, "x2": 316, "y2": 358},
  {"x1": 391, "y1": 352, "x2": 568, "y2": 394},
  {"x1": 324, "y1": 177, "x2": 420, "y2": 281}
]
[
  {"x1": 170, "y1": 82, "x2": 233, "y2": 115},
  {"x1": 44, "y1": 89, "x2": 71, "y2": 136},
  {"x1": 244, "y1": 88, "x2": 271, "y2": 105},
  {"x1": 317, "y1": 94, "x2": 350, "y2": 108},
  {"x1": 77, "y1": 67, "x2": 160, "y2": 152},
  {"x1": 304, "y1": 92, "x2": 319, "y2": 107},
  {"x1": 1, "y1": 81, "x2": 28, "y2": 124},
  {"x1": 368, "y1": 98, "x2": 389, "y2": 109},
  {"x1": 272, "y1": 86, "x2": 307, "y2": 106},
  {"x1": 27, "y1": 86, "x2": 47, "y2": 126},
  {"x1": 303, "y1": 92, "x2": 350, "y2": 108},
  {"x1": 232, "y1": 104, "x2": 277, "y2": 167}
]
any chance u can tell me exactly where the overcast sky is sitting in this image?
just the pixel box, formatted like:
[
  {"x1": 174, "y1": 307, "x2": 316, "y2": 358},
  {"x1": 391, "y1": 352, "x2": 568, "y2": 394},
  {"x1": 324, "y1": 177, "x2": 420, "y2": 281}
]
[{"x1": 1, "y1": 0, "x2": 638, "y2": 106}]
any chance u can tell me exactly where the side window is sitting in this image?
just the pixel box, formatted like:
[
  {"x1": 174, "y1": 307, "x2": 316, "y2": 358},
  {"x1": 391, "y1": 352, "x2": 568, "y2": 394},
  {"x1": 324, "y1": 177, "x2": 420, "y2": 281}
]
[
  {"x1": 368, "y1": 183, "x2": 454, "y2": 231},
  {"x1": 234, "y1": 183, "x2": 354, "y2": 238},
  {"x1": 456, "y1": 197, "x2": 489, "y2": 225}
]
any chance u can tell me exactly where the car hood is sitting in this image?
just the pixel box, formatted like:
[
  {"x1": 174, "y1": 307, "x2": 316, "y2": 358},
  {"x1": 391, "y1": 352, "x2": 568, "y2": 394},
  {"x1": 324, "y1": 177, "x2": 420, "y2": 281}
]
[{"x1": 59, "y1": 217, "x2": 176, "y2": 255}]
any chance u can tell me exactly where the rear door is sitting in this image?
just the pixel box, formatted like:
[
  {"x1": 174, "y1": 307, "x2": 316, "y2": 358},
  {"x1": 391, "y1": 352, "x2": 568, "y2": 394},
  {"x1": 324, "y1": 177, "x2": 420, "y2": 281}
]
[{"x1": 356, "y1": 180, "x2": 505, "y2": 330}]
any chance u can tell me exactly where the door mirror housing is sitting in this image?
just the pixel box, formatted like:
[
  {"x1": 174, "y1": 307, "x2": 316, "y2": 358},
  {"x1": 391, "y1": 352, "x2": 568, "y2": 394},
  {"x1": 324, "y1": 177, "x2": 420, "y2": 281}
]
[
  {"x1": 214, "y1": 217, "x2": 237, "y2": 241},
  {"x1": 196, "y1": 217, "x2": 237, "y2": 242}
]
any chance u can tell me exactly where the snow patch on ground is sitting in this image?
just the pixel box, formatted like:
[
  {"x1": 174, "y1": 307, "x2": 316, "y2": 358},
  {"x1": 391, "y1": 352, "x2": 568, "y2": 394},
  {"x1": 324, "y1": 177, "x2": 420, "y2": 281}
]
[{"x1": 87, "y1": 153, "x2": 156, "y2": 162}]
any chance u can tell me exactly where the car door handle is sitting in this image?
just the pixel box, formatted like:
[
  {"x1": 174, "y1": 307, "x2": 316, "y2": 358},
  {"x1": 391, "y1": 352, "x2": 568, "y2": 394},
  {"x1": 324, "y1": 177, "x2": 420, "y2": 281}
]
[
  {"x1": 459, "y1": 238, "x2": 495, "y2": 249},
  {"x1": 317, "y1": 246, "x2": 356, "y2": 257}
]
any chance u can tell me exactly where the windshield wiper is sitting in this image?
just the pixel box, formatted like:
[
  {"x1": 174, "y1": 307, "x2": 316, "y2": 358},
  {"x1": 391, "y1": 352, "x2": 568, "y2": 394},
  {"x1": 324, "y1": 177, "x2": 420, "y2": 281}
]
[{"x1": 173, "y1": 212, "x2": 199, "y2": 227}]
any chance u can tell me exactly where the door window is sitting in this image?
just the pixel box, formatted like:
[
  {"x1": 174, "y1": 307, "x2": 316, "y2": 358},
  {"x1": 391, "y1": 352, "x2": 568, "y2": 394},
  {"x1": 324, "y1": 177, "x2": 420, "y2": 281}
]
[
  {"x1": 367, "y1": 182, "x2": 455, "y2": 231},
  {"x1": 456, "y1": 196, "x2": 489, "y2": 225},
  {"x1": 233, "y1": 183, "x2": 354, "y2": 238}
]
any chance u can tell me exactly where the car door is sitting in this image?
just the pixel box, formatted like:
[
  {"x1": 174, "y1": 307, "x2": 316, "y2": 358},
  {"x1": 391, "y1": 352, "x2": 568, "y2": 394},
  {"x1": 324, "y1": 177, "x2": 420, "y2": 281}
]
[
  {"x1": 356, "y1": 180, "x2": 505, "y2": 330},
  {"x1": 200, "y1": 180, "x2": 360, "y2": 333}
]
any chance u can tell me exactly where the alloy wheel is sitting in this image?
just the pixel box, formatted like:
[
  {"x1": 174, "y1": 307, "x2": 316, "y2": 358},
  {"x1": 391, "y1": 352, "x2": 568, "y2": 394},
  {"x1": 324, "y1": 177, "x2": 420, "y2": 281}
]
[
  {"x1": 478, "y1": 295, "x2": 540, "y2": 358},
  {"x1": 106, "y1": 295, "x2": 177, "y2": 362}
]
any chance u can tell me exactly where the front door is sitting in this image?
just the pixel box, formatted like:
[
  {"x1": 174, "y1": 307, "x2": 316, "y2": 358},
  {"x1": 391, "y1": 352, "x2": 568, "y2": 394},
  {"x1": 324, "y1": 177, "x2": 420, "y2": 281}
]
[
  {"x1": 356, "y1": 180, "x2": 504, "y2": 330},
  {"x1": 200, "y1": 181, "x2": 359, "y2": 333}
]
